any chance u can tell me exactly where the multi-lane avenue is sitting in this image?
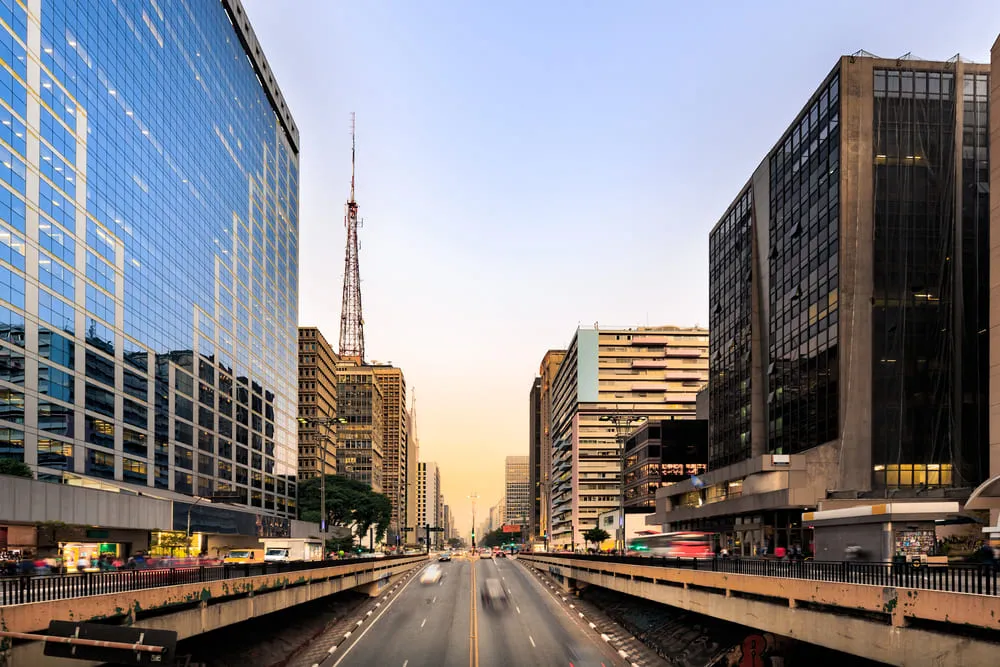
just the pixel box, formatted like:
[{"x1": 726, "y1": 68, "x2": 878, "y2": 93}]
[{"x1": 325, "y1": 555, "x2": 628, "y2": 667}]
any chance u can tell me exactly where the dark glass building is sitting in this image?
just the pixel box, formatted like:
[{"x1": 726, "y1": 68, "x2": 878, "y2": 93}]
[
  {"x1": 528, "y1": 376, "x2": 542, "y2": 539},
  {"x1": 706, "y1": 53, "x2": 988, "y2": 497},
  {"x1": 0, "y1": 0, "x2": 300, "y2": 517},
  {"x1": 623, "y1": 419, "x2": 707, "y2": 510}
]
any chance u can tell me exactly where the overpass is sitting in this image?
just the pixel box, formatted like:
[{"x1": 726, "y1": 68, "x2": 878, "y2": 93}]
[
  {"x1": 0, "y1": 554, "x2": 427, "y2": 666},
  {"x1": 518, "y1": 553, "x2": 1000, "y2": 666}
]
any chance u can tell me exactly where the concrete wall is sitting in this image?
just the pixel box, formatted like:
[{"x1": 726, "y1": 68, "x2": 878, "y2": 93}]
[
  {"x1": 520, "y1": 554, "x2": 1000, "y2": 667},
  {"x1": 0, "y1": 477, "x2": 173, "y2": 531}
]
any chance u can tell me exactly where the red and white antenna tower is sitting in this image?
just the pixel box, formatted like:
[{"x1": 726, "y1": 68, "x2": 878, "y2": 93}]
[{"x1": 339, "y1": 112, "x2": 365, "y2": 362}]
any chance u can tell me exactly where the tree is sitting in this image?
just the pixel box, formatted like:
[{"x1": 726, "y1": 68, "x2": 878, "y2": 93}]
[
  {"x1": 0, "y1": 458, "x2": 32, "y2": 479},
  {"x1": 582, "y1": 527, "x2": 610, "y2": 551},
  {"x1": 448, "y1": 537, "x2": 464, "y2": 549},
  {"x1": 297, "y1": 475, "x2": 376, "y2": 526},
  {"x1": 354, "y1": 492, "x2": 391, "y2": 547},
  {"x1": 480, "y1": 528, "x2": 506, "y2": 548}
]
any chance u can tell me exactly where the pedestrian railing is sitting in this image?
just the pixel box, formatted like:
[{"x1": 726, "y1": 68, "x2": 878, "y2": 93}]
[
  {"x1": 526, "y1": 553, "x2": 1000, "y2": 596},
  {"x1": 0, "y1": 555, "x2": 423, "y2": 606}
]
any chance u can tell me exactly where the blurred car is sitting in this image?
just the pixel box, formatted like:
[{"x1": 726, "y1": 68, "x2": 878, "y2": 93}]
[
  {"x1": 438, "y1": 553, "x2": 452, "y2": 562},
  {"x1": 481, "y1": 578, "x2": 508, "y2": 610},
  {"x1": 420, "y1": 564, "x2": 443, "y2": 585}
]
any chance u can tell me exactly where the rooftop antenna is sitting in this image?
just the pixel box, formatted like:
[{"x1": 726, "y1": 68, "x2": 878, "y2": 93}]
[{"x1": 338, "y1": 112, "x2": 365, "y2": 363}]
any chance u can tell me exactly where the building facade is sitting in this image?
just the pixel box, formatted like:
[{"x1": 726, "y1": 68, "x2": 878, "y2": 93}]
[
  {"x1": 405, "y1": 392, "x2": 419, "y2": 540},
  {"x1": 334, "y1": 360, "x2": 383, "y2": 492},
  {"x1": 505, "y1": 454, "x2": 530, "y2": 527},
  {"x1": 372, "y1": 365, "x2": 407, "y2": 542},
  {"x1": 528, "y1": 377, "x2": 542, "y2": 539},
  {"x1": 537, "y1": 349, "x2": 565, "y2": 539},
  {"x1": 0, "y1": 0, "x2": 300, "y2": 517},
  {"x1": 654, "y1": 52, "x2": 991, "y2": 556},
  {"x1": 991, "y1": 37, "x2": 1000, "y2": 508},
  {"x1": 550, "y1": 326, "x2": 709, "y2": 549},
  {"x1": 417, "y1": 460, "x2": 440, "y2": 543},
  {"x1": 623, "y1": 419, "x2": 707, "y2": 510},
  {"x1": 297, "y1": 328, "x2": 338, "y2": 479}
]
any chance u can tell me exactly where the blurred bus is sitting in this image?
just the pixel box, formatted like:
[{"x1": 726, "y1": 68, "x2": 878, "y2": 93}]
[{"x1": 626, "y1": 531, "x2": 714, "y2": 558}]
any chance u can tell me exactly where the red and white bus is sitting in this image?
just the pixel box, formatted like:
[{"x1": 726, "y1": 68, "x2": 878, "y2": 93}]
[{"x1": 626, "y1": 531, "x2": 715, "y2": 558}]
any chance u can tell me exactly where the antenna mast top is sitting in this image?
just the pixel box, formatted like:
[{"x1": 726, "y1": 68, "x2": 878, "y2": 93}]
[{"x1": 349, "y1": 112, "x2": 357, "y2": 204}]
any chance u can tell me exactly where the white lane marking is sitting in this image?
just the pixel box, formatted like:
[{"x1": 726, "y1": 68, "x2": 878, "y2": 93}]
[
  {"x1": 432, "y1": 596, "x2": 437, "y2": 603},
  {"x1": 529, "y1": 635, "x2": 536, "y2": 648},
  {"x1": 403, "y1": 662, "x2": 408, "y2": 667},
  {"x1": 516, "y1": 606, "x2": 521, "y2": 614},
  {"x1": 331, "y1": 563, "x2": 428, "y2": 667},
  {"x1": 420, "y1": 618, "x2": 426, "y2": 628}
]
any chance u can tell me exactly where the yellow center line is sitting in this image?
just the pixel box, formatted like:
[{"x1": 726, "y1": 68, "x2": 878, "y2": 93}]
[{"x1": 469, "y1": 558, "x2": 479, "y2": 667}]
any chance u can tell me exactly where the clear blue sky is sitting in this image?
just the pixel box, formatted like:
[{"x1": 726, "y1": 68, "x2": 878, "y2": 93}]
[{"x1": 243, "y1": 0, "x2": 998, "y2": 538}]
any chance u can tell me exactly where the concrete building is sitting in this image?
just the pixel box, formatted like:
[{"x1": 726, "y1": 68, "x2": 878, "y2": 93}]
[
  {"x1": 505, "y1": 455, "x2": 531, "y2": 527},
  {"x1": 550, "y1": 326, "x2": 709, "y2": 549},
  {"x1": 528, "y1": 377, "x2": 542, "y2": 539},
  {"x1": 405, "y1": 392, "x2": 419, "y2": 540},
  {"x1": 624, "y1": 418, "x2": 707, "y2": 510},
  {"x1": 334, "y1": 360, "x2": 384, "y2": 492},
  {"x1": 297, "y1": 328, "x2": 339, "y2": 479},
  {"x1": 651, "y1": 52, "x2": 991, "y2": 556},
  {"x1": 371, "y1": 365, "x2": 407, "y2": 543},
  {"x1": 442, "y1": 503, "x2": 452, "y2": 541},
  {"x1": 0, "y1": 0, "x2": 300, "y2": 520},
  {"x1": 538, "y1": 349, "x2": 566, "y2": 539},
  {"x1": 417, "y1": 460, "x2": 440, "y2": 545},
  {"x1": 489, "y1": 495, "x2": 506, "y2": 533}
]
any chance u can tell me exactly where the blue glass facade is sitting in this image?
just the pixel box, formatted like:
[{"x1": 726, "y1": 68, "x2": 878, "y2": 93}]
[{"x1": 0, "y1": 0, "x2": 299, "y2": 517}]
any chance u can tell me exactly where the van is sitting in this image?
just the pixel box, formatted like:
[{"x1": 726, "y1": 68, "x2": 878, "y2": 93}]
[{"x1": 223, "y1": 548, "x2": 263, "y2": 564}]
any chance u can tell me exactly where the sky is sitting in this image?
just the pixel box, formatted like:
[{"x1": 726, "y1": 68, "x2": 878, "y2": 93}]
[{"x1": 242, "y1": 0, "x2": 999, "y2": 540}]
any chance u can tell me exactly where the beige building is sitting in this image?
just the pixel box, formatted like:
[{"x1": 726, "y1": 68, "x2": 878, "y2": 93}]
[
  {"x1": 549, "y1": 326, "x2": 708, "y2": 549},
  {"x1": 405, "y1": 392, "x2": 420, "y2": 540},
  {"x1": 505, "y1": 455, "x2": 530, "y2": 526},
  {"x1": 334, "y1": 359, "x2": 384, "y2": 492},
  {"x1": 297, "y1": 327, "x2": 339, "y2": 479},
  {"x1": 372, "y1": 365, "x2": 408, "y2": 543},
  {"x1": 538, "y1": 350, "x2": 566, "y2": 539}
]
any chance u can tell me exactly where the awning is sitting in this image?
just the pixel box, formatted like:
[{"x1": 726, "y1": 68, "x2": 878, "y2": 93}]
[{"x1": 964, "y1": 474, "x2": 1000, "y2": 511}]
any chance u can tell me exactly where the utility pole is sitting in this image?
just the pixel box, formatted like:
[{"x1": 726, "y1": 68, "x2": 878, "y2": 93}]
[
  {"x1": 600, "y1": 414, "x2": 645, "y2": 553},
  {"x1": 468, "y1": 492, "x2": 480, "y2": 548}
]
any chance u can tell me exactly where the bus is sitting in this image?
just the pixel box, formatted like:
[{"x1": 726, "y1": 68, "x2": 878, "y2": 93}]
[{"x1": 626, "y1": 531, "x2": 715, "y2": 558}]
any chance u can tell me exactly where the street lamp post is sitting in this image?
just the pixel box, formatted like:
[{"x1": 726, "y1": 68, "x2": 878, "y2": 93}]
[
  {"x1": 298, "y1": 416, "x2": 347, "y2": 534},
  {"x1": 468, "y1": 492, "x2": 479, "y2": 548},
  {"x1": 600, "y1": 414, "x2": 645, "y2": 554}
]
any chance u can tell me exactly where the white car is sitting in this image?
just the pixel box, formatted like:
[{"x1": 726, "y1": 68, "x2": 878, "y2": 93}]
[{"x1": 420, "y1": 564, "x2": 443, "y2": 585}]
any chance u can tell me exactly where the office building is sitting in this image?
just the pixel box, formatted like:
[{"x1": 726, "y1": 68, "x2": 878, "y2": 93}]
[
  {"x1": 0, "y1": 0, "x2": 299, "y2": 516},
  {"x1": 417, "y1": 460, "x2": 440, "y2": 543},
  {"x1": 550, "y1": 326, "x2": 708, "y2": 549},
  {"x1": 505, "y1": 455, "x2": 530, "y2": 526},
  {"x1": 623, "y1": 419, "x2": 707, "y2": 509},
  {"x1": 405, "y1": 394, "x2": 419, "y2": 539},
  {"x1": 334, "y1": 360, "x2": 383, "y2": 492},
  {"x1": 992, "y1": 37, "x2": 1000, "y2": 506},
  {"x1": 489, "y1": 495, "x2": 506, "y2": 533},
  {"x1": 537, "y1": 349, "x2": 565, "y2": 539},
  {"x1": 652, "y1": 52, "x2": 990, "y2": 555},
  {"x1": 442, "y1": 503, "x2": 452, "y2": 541},
  {"x1": 528, "y1": 377, "x2": 542, "y2": 539},
  {"x1": 297, "y1": 328, "x2": 338, "y2": 479},
  {"x1": 372, "y1": 364, "x2": 407, "y2": 542}
]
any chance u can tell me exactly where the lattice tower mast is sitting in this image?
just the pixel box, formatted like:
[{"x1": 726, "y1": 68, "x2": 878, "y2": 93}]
[{"x1": 339, "y1": 112, "x2": 365, "y2": 362}]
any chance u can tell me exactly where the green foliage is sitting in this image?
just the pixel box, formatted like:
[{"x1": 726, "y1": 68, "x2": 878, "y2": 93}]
[
  {"x1": 583, "y1": 527, "x2": 610, "y2": 549},
  {"x1": 447, "y1": 537, "x2": 464, "y2": 549},
  {"x1": 479, "y1": 528, "x2": 506, "y2": 548},
  {"x1": 298, "y1": 475, "x2": 392, "y2": 543},
  {"x1": 0, "y1": 458, "x2": 33, "y2": 479}
]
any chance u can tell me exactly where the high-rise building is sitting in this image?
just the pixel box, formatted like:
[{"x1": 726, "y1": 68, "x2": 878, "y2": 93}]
[
  {"x1": 442, "y1": 503, "x2": 452, "y2": 541},
  {"x1": 505, "y1": 455, "x2": 530, "y2": 527},
  {"x1": 550, "y1": 326, "x2": 708, "y2": 548},
  {"x1": 417, "y1": 460, "x2": 440, "y2": 543},
  {"x1": 371, "y1": 364, "x2": 407, "y2": 542},
  {"x1": 528, "y1": 378, "x2": 542, "y2": 539},
  {"x1": 405, "y1": 392, "x2": 419, "y2": 538},
  {"x1": 0, "y1": 0, "x2": 299, "y2": 516},
  {"x1": 651, "y1": 52, "x2": 991, "y2": 556},
  {"x1": 334, "y1": 360, "x2": 384, "y2": 492},
  {"x1": 489, "y1": 496, "x2": 506, "y2": 533},
  {"x1": 991, "y1": 37, "x2": 1000, "y2": 507},
  {"x1": 538, "y1": 350, "x2": 565, "y2": 539},
  {"x1": 297, "y1": 328, "x2": 339, "y2": 479}
]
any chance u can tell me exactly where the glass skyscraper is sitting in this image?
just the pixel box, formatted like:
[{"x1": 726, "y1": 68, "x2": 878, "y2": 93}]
[{"x1": 0, "y1": 0, "x2": 299, "y2": 517}]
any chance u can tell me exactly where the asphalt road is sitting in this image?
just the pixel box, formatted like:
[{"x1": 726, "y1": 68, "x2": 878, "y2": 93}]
[{"x1": 328, "y1": 556, "x2": 626, "y2": 667}]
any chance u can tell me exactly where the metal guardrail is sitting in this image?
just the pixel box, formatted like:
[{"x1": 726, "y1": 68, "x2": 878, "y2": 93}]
[
  {"x1": 0, "y1": 555, "x2": 424, "y2": 606},
  {"x1": 525, "y1": 553, "x2": 1000, "y2": 596}
]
